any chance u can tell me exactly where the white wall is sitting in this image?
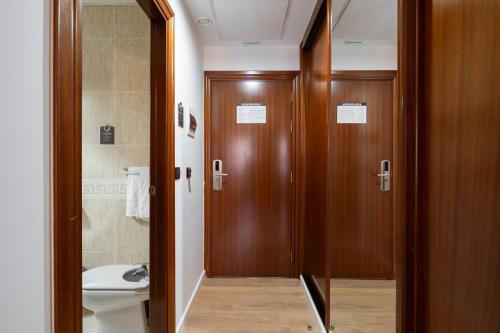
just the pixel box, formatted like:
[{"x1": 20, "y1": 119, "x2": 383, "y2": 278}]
[
  {"x1": 332, "y1": 44, "x2": 397, "y2": 70},
  {"x1": 1, "y1": 1, "x2": 205, "y2": 332},
  {"x1": 204, "y1": 45, "x2": 300, "y2": 71},
  {"x1": 169, "y1": 0, "x2": 205, "y2": 330},
  {"x1": 0, "y1": 1, "x2": 50, "y2": 333}
]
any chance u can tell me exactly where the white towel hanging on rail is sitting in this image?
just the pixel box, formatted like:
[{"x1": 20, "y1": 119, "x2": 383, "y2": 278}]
[{"x1": 125, "y1": 167, "x2": 149, "y2": 221}]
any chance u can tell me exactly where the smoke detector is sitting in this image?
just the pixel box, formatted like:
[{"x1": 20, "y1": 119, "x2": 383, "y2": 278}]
[{"x1": 197, "y1": 17, "x2": 212, "y2": 27}]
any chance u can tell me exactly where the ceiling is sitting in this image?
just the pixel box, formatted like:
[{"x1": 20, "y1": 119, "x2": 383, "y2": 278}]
[
  {"x1": 183, "y1": 0, "x2": 317, "y2": 46},
  {"x1": 332, "y1": 0, "x2": 397, "y2": 45}
]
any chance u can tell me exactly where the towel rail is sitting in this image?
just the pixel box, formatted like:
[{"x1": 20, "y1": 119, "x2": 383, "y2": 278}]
[{"x1": 123, "y1": 167, "x2": 140, "y2": 176}]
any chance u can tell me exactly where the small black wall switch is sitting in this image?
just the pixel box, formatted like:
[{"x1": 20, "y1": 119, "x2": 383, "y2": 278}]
[
  {"x1": 175, "y1": 167, "x2": 181, "y2": 180},
  {"x1": 186, "y1": 167, "x2": 192, "y2": 193}
]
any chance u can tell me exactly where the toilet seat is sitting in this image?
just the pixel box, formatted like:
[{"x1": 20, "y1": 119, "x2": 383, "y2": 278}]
[
  {"x1": 83, "y1": 264, "x2": 150, "y2": 313},
  {"x1": 83, "y1": 264, "x2": 149, "y2": 291}
]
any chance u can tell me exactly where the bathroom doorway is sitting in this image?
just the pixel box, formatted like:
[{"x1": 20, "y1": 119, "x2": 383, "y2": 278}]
[
  {"x1": 52, "y1": 0, "x2": 175, "y2": 332},
  {"x1": 81, "y1": 2, "x2": 151, "y2": 332}
]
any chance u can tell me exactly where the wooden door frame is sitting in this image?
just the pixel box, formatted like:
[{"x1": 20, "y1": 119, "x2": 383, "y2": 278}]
[
  {"x1": 203, "y1": 71, "x2": 301, "y2": 278},
  {"x1": 331, "y1": 70, "x2": 398, "y2": 279},
  {"x1": 51, "y1": 0, "x2": 176, "y2": 332},
  {"x1": 397, "y1": 0, "x2": 418, "y2": 331}
]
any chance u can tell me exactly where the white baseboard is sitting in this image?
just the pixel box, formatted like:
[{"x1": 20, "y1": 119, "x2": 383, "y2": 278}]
[
  {"x1": 176, "y1": 270, "x2": 205, "y2": 333},
  {"x1": 300, "y1": 275, "x2": 327, "y2": 333}
]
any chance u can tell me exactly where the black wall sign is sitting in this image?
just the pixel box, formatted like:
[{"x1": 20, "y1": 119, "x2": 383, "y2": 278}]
[
  {"x1": 100, "y1": 124, "x2": 115, "y2": 144},
  {"x1": 178, "y1": 102, "x2": 184, "y2": 128}
]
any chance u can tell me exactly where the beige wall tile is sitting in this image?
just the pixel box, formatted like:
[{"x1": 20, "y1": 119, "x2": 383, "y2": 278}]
[
  {"x1": 115, "y1": 145, "x2": 150, "y2": 180},
  {"x1": 113, "y1": 39, "x2": 150, "y2": 91},
  {"x1": 114, "y1": 5, "x2": 150, "y2": 39},
  {"x1": 83, "y1": 145, "x2": 116, "y2": 179},
  {"x1": 83, "y1": 38, "x2": 114, "y2": 90},
  {"x1": 83, "y1": 5, "x2": 114, "y2": 38},
  {"x1": 114, "y1": 200, "x2": 149, "y2": 264},
  {"x1": 114, "y1": 91, "x2": 150, "y2": 145},
  {"x1": 82, "y1": 199, "x2": 115, "y2": 252},
  {"x1": 83, "y1": 251, "x2": 114, "y2": 270},
  {"x1": 82, "y1": 4, "x2": 151, "y2": 269},
  {"x1": 83, "y1": 91, "x2": 115, "y2": 145}
]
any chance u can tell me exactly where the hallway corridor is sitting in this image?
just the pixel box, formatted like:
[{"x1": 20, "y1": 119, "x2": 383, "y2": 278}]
[{"x1": 180, "y1": 278, "x2": 321, "y2": 332}]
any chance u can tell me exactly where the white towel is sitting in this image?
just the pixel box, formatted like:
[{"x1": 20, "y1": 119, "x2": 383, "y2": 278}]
[{"x1": 125, "y1": 167, "x2": 150, "y2": 221}]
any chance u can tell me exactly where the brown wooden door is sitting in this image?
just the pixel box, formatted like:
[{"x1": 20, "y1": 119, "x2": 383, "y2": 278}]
[
  {"x1": 416, "y1": 0, "x2": 500, "y2": 331},
  {"x1": 331, "y1": 73, "x2": 395, "y2": 279},
  {"x1": 208, "y1": 78, "x2": 293, "y2": 277}
]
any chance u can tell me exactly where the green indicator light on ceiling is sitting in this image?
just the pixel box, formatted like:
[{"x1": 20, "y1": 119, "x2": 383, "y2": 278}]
[
  {"x1": 243, "y1": 40, "x2": 261, "y2": 46},
  {"x1": 344, "y1": 40, "x2": 365, "y2": 45}
]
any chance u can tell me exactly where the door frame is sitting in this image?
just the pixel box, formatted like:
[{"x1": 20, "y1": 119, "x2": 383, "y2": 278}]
[
  {"x1": 331, "y1": 70, "x2": 398, "y2": 278},
  {"x1": 51, "y1": 0, "x2": 176, "y2": 332},
  {"x1": 203, "y1": 71, "x2": 301, "y2": 278}
]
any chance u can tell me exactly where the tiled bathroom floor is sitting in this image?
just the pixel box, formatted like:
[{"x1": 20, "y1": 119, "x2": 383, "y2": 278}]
[{"x1": 83, "y1": 308, "x2": 96, "y2": 333}]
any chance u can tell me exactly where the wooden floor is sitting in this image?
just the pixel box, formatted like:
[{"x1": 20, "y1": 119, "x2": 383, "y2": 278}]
[
  {"x1": 180, "y1": 278, "x2": 321, "y2": 333},
  {"x1": 330, "y1": 279, "x2": 396, "y2": 333}
]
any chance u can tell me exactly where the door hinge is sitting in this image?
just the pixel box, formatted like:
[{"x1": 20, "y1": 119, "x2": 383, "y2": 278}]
[
  {"x1": 290, "y1": 121, "x2": 293, "y2": 133},
  {"x1": 290, "y1": 171, "x2": 293, "y2": 183},
  {"x1": 290, "y1": 250, "x2": 293, "y2": 263}
]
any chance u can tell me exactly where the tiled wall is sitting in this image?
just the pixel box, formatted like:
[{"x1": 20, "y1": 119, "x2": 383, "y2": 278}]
[{"x1": 82, "y1": 4, "x2": 150, "y2": 269}]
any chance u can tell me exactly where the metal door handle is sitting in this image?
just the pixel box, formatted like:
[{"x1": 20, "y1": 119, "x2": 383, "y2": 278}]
[{"x1": 219, "y1": 173, "x2": 229, "y2": 176}]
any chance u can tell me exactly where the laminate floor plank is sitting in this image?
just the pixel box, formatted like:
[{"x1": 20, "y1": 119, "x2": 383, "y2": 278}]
[
  {"x1": 180, "y1": 278, "x2": 321, "y2": 333},
  {"x1": 330, "y1": 279, "x2": 396, "y2": 333}
]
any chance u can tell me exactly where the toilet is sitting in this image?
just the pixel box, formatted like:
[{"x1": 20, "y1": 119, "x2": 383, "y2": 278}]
[{"x1": 83, "y1": 264, "x2": 150, "y2": 333}]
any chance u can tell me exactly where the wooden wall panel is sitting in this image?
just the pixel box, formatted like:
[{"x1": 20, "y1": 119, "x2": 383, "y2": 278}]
[{"x1": 417, "y1": 0, "x2": 500, "y2": 331}]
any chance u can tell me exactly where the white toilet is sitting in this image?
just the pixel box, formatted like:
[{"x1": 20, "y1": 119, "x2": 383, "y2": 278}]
[{"x1": 83, "y1": 264, "x2": 150, "y2": 333}]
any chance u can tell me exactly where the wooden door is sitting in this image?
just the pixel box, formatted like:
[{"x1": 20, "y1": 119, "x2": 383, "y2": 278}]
[
  {"x1": 331, "y1": 72, "x2": 395, "y2": 279},
  {"x1": 207, "y1": 76, "x2": 293, "y2": 277},
  {"x1": 417, "y1": 0, "x2": 500, "y2": 331}
]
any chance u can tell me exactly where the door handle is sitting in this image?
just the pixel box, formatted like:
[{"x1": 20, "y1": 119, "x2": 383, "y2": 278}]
[
  {"x1": 378, "y1": 160, "x2": 391, "y2": 192},
  {"x1": 213, "y1": 160, "x2": 229, "y2": 191}
]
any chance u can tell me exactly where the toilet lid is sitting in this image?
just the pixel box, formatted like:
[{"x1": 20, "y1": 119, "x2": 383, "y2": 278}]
[{"x1": 83, "y1": 264, "x2": 149, "y2": 291}]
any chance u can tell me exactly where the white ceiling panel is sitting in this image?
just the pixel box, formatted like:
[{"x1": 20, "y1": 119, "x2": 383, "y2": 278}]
[
  {"x1": 83, "y1": 0, "x2": 136, "y2": 4},
  {"x1": 211, "y1": 0, "x2": 290, "y2": 40},
  {"x1": 332, "y1": 0, "x2": 397, "y2": 43},
  {"x1": 184, "y1": 0, "x2": 316, "y2": 46}
]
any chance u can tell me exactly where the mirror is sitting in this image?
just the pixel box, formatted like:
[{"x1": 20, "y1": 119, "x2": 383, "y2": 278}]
[{"x1": 330, "y1": 0, "x2": 398, "y2": 331}]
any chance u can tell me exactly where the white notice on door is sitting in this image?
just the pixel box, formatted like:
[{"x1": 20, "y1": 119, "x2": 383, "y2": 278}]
[
  {"x1": 237, "y1": 103, "x2": 266, "y2": 124},
  {"x1": 337, "y1": 103, "x2": 367, "y2": 124}
]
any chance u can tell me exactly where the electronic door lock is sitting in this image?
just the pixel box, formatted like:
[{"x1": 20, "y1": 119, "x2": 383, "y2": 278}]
[
  {"x1": 378, "y1": 160, "x2": 391, "y2": 192},
  {"x1": 212, "y1": 159, "x2": 228, "y2": 191}
]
